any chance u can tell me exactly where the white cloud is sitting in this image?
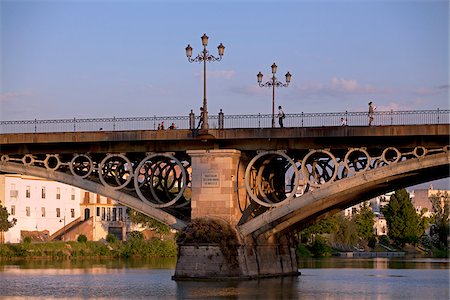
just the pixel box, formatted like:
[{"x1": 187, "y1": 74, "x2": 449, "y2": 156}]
[
  {"x1": 0, "y1": 90, "x2": 35, "y2": 102},
  {"x1": 293, "y1": 76, "x2": 389, "y2": 98},
  {"x1": 194, "y1": 70, "x2": 236, "y2": 79}
]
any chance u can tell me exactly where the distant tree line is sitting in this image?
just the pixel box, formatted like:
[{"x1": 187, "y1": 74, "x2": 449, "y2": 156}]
[{"x1": 298, "y1": 188, "x2": 449, "y2": 258}]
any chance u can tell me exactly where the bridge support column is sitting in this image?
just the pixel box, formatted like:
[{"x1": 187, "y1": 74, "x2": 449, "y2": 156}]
[
  {"x1": 186, "y1": 149, "x2": 244, "y2": 226},
  {"x1": 174, "y1": 149, "x2": 299, "y2": 280}
]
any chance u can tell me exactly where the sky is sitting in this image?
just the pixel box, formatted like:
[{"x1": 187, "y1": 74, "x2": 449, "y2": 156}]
[{"x1": 0, "y1": 0, "x2": 448, "y2": 121}]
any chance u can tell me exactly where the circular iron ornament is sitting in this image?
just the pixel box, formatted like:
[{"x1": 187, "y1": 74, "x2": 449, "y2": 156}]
[
  {"x1": 413, "y1": 146, "x2": 427, "y2": 158},
  {"x1": 133, "y1": 153, "x2": 187, "y2": 208},
  {"x1": 21, "y1": 154, "x2": 35, "y2": 166},
  {"x1": 381, "y1": 147, "x2": 401, "y2": 164},
  {"x1": 301, "y1": 149, "x2": 338, "y2": 187},
  {"x1": 44, "y1": 154, "x2": 61, "y2": 171},
  {"x1": 1, "y1": 155, "x2": 9, "y2": 162},
  {"x1": 244, "y1": 151, "x2": 300, "y2": 208},
  {"x1": 98, "y1": 154, "x2": 133, "y2": 190},
  {"x1": 344, "y1": 148, "x2": 370, "y2": 173},
  {"x1": 70, "y1": 154, "x2": 94, "y2": 179}
]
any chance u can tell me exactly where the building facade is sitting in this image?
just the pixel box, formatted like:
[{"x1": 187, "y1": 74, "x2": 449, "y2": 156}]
[{"x1": 0, "y1": 174, "x2": 132, "y2": 243}]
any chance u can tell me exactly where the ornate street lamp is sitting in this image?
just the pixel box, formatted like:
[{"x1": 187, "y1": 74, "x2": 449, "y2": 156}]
[
  {"x1": 185, "y1": 34, "x2": 225, "y2": 130},
  {"x1": 257, "y1": 63, "x2": 292, "y2": 128}
]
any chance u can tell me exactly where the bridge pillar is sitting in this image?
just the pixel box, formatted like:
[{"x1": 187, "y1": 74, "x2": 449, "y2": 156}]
[
  {"x1": 174, "y1": 149, "x2": 299, "y2": 280},
  {"x1": 186, "y1": 149, "x2": 244, "y2": 226}
]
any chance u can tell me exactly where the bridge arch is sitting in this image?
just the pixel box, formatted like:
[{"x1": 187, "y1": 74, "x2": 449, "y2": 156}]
[
  {"x1": 0, "y1": 162, "x2": 188, "y2": 230},
  {"x1": 239, "y1": 151, "x2": 450, "y2": 238}
]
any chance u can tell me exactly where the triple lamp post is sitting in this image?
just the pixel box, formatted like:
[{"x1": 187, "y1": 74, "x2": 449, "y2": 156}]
[{"x1": 185, "y1": 34, "x2": 225, "y2": 130}]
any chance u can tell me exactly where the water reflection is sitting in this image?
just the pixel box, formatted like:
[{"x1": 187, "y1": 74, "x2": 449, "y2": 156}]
[
  {"x1": 0, "y1": 257, "x2": 448, "y2": 299},
  {"x1": 298, "y1": 257, "x2": 449, "y2": 270},
  {"x1": 176, "y1": 277, "x2": 299, "y2": 299}
]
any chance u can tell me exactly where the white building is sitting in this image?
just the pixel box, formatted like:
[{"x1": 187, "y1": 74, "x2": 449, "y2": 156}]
[
  {"x1": 0, "y1": 174, "x2": 81, "y2": 243},
  {"x1": 0, "y1": 174, "x2": 133, "y2": 243}
]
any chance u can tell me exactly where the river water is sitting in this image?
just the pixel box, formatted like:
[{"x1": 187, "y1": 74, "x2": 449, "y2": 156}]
[{"x1": 0, "y1": 257, "x2": 448, "y2": 299}]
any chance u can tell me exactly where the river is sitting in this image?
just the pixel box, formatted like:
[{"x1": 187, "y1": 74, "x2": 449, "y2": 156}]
[{"x1": 0, "y1": 257, "x2": 448, "y2": 299}]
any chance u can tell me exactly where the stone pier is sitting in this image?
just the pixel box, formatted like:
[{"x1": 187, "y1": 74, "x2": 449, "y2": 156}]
[{"x1": 173, "y1": 149, "x2": 299, "y2": 280}]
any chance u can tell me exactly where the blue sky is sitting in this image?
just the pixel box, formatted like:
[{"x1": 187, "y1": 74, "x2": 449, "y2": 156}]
[{"x1": 1, "y1": 0, "x2": 448, "y2": 121}]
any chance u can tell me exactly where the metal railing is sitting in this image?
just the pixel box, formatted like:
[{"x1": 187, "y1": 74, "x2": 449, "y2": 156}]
[{"x1": 0, "y1": 109, "x2": 448, "y2": 134}]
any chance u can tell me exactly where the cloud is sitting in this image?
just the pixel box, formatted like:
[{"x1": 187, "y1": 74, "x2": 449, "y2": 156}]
[
  {"x1": 194, "y1": 70, "x2": 236, "y2": 79},
  {"x1": 0, "y1": 90, "x2": 35, "y2": 102},
  {"x1": 412, "y1": 85, "x2": 449, "y2": 96},
  {"x1": 292, "y1": 76, "x2": 395, "y2": 99}
]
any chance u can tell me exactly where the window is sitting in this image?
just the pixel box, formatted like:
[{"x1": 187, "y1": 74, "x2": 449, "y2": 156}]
[
  {"x1": 71, "y1": 188, "x2": 75, "y2": 200},
  {"x1": 107, "y1": 208, "x2": 111, "y2": 221},
  {"x1": 10, "y1": 184, "x2": 18, "y2": 198},
  {"x1": 41, "y1": 207, "x2": 46, "y2": 217},
  {"x1": 112, "y1": 208, "x2": 117, "y2": 221},
  {"x1": 26, "y1": 186, "x2": 31, "y2": 198},
  {"x1": 26, "y1": 207, "x2": 31, "y2": 216},
  {"x1": 56, "y1": 208, "x2": 61, "y2": 218},
  {"x1": 101, "y1": 207, "x2": 106, "y2": 221},
  {"x1": 10, "y1": 205, "x2": 15, "y2": 216},
  {"x1": 41, "y1": 187, "x2": 46, "y2": 199},
  {"x1": 71, "y1": 209, "x2": 75, "y2": 218},
  {"x1": 56, "y1": 187, "x2": 61, "y2": 200},
  {"x1": 118, "y1": 208, "x2": 123, "y2": 221},
  {"x1": 96, "y1": 207, "x2": 100, "y2": 217}
]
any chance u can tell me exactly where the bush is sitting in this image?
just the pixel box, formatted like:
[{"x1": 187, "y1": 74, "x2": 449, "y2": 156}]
[
  {"x1": 128, "y1": 231, "x2": 144, "y2": 240},
  {"x1": 106, "y1": 233, "x2": 117, "y2": 243},
  {"x1": 379, "y1": 235, "x2": 390, "y2": 246},
  {"x1": 23, "y1": 236, "x2": 32, "y2": 244},
  {"x1": 77, "y1": 234, "x2": 88, "y2": 243},
  {"x1": 297, "y1": 244, "x2": 312, "y2": 258},
  {"x1": 309, "y1": 237, "x2": 333, "y2": 257},
  {"x1": 368, "y1": 235, "x2": 377, "y2": 249}
]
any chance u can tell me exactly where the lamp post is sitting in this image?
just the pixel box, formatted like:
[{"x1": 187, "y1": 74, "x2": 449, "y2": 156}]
[
  {"x1": 186, "y1": 34, "x2": 225, "y2": 130},
  {"x1": 257, "y1": 63, "x2": 292, "y2": 128},
  {"x1": 60, "y1": 216, "x2": 66, "y2": 241}
]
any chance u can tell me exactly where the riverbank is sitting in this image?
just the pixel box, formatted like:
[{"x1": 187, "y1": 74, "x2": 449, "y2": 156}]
[{"x1": 0, "y1": 238, "x2": 177, "y2": 260}]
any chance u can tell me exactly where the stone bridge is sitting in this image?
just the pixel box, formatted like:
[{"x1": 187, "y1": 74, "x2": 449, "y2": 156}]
[{"x1": 1, "y1": 123, "x2": 449, "y2": 279}]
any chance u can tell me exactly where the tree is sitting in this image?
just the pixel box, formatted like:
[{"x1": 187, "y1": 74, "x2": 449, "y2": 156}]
[
  {"x1": 429, "y1": 191, "x2": 449, "y2": 249},
  {"x1": 353, "y1": 202, "x2": 375, "y2": 240},
  {"x1": 0, "y1": 205, "x2": 17, "y2": 243},
  {"x1": 126, "y1": 208, "x2": 170, "y2": 238},
  {"x1": 383, "y1": 189, "x2": 422, "y2": 246},
  {"x1": 330, "y1": 213, "x2": 358, "y2": 249}
]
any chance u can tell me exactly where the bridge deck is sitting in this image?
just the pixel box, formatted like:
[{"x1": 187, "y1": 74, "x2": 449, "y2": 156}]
[{"x1": 0, "y1": 124, "x2": 448, "y2": 154}]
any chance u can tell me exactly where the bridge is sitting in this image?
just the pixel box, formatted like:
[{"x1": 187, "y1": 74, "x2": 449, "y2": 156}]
[{"x1": 1, "y1": 109, "x2": 449, "y2": 279}]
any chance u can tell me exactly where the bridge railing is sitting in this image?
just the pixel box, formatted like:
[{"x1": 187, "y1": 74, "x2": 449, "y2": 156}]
[{"x1": 0, "y1": 109, "x2": 448, "y2": 134}]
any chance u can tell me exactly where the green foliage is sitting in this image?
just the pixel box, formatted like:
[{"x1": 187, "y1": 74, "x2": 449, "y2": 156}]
[
  {"x1": 383, "y1": 189, "x2": 422, "y2": 246},
  {"x1": 106, "y1": 233, "x2": 117, "y2": 243},
  {"x1": 430, "y1": 191, "x2": 449, "y2": 250},
  {"x1": 0, "y1": 205, "x2": 16, "y2": 233},
  {"x1": 120, "y1": 237, "x2": 177, "y2": 258},
  {"x1": 296, "y1": 244, "x2": 312, "y2": 258},
  {"x1": 368, "y1": 236, "x2": 377, "y2": 249},
  {"x1": 0, "y1": 238, "x2": 177, "y2": 260},
  {"x1": 379, "y1": 235, "x2": 390, "y2": 246},
  {"x1": 330, "y1": 213, "x2": 358, "y2": 249},
  {"x1": 126, "y1": 208, "x2": 170, "y2": 236},
  {"x1": 23, "y1": 236, "x2": 32, "y2": 244},
  {"x1": 309, "y1": 237, "x2": 333, "y2": 257},
  {"x1": 129, "y1": 231, "x2": 144, "y2": 240},
  {"x1": 353, "y1": 202, "x2": 375, "y2": 240},
  {"x1": 77, "y1": 234, "x2": 88, "y2": 243}
]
